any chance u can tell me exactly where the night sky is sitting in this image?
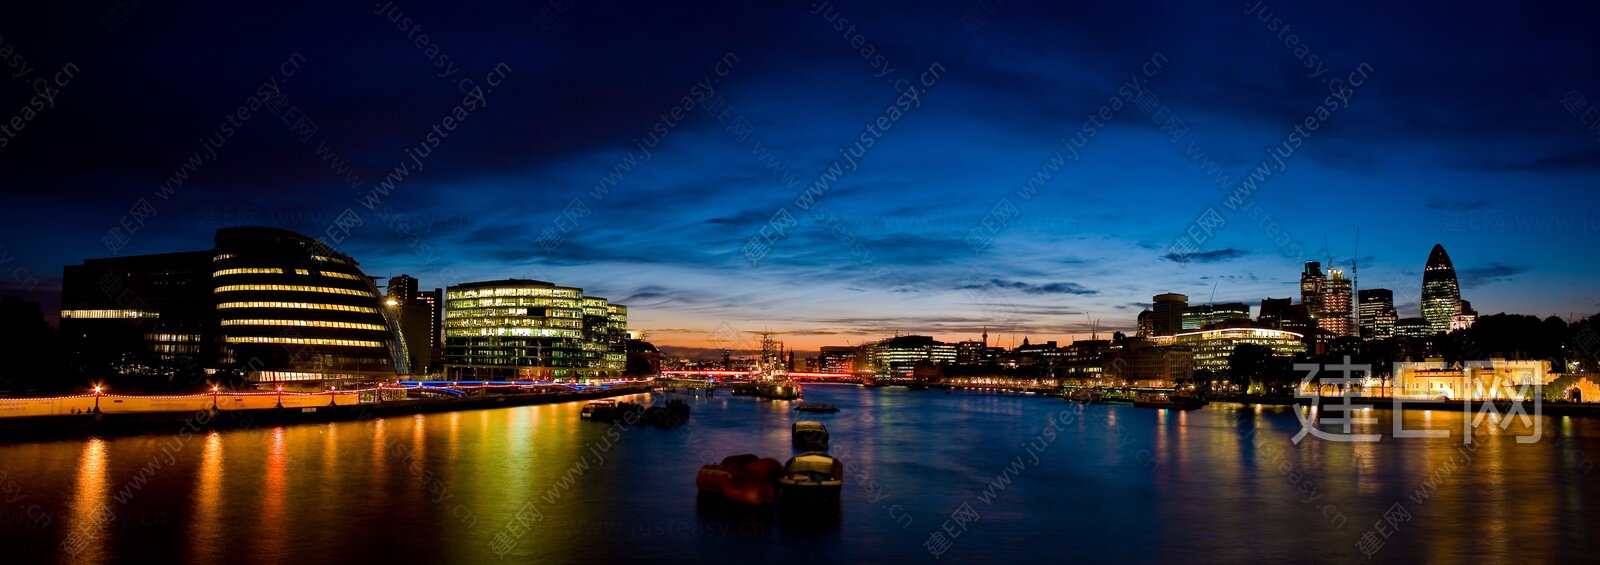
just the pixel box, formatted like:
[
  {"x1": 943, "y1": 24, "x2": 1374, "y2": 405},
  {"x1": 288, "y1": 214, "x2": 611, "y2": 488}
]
[{"x1": 2, "y1": 1, "x2": 1599, "y2": 356}]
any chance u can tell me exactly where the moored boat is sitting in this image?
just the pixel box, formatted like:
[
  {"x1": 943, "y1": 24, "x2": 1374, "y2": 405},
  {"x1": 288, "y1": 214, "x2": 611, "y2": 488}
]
[
  {"x1": 1133, "y1": 392, "x2": 1207, "y2": 410},
  {"x1": 580, "y1": 399, "x2": 615, "y2": 420},
  {"x1": 755, "y1": 381, "x2": 802, "y2": 400},
  {"x1": 794, "y1": 402, "x2": 839, "y2": 413},
  {"x1": 777, "y1": 452, "x2": 844, "y2": 505},
  {"x1": 641, "y1": 399, "x2": 692, "y2": 426},
  {"x1": 1094, "y1": 389, "x2": 1134, "y2": 404},
  {"x1": 1066, "y1": 389, "x2": 1094, "y2": 403},
  {"x1": 792, "y1": 420, "x2": 829, "y2": 449},
  {"x1": 696, "y1": 454, "x2": 782, "y2": 506}
]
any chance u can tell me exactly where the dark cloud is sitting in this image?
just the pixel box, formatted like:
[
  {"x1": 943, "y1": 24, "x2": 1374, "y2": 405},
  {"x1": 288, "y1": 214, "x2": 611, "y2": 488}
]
[
  {"x1": 1165, "y1": 248, "x2": 1250, "y2": 263},
  {"x1": 1459, "y1": 264, "x2": 1527, "y2": 287},
  {"x1": 957, "y1": 279, "x2": 1097, "y2": 296}
]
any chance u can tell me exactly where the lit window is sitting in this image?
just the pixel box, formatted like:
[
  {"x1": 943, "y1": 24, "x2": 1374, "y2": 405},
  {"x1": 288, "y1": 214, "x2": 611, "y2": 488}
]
[
  {"x1": 214, "y1": 284, "x2": 377, "y2": 297},
  {"x1": 213, "y1": 268, "x2": 284, "y2": 277},
  {"x1": 295, "y1": 269, "x2": 311, "y2": 275},
  {"x1": 61, "y1": 309, "x2": 160, "y2": 319},
  {"x1": 217, "y1": 301, "x2": 380, "y2": 314},
  {"x1": 312, "y1": 255, "x2": 354, "y2": 266},
  {"x1": 220, "y1": 319, "x2": 388, "y2": 331},
  {"x1": 212, "y1": 254, "x2": 235, "y2": 261},
  {"x1": 225, "y1": 336, "x2": 383, "y2": 348},
  {"x1": 321, "y1": 271, "x2": 362, "y2": 280},
  {"x1": 256, "y1": 371, "x2": 325, "y2": 381}
]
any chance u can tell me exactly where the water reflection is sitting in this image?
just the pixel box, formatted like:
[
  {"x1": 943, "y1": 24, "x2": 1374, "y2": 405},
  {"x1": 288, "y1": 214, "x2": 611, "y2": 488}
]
[
  {"x1": 190, "y1": 432, "x2": 223, "y2": 563},
  {"x1": 2, "y1": 390, "x2": 1597, "y2": 563},
  {"x1": 61, "y1": 438, "x2": 108, "y2": 564}
]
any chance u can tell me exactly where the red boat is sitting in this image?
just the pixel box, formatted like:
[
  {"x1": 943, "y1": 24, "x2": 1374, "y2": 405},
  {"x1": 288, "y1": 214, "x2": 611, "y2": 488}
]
[{"x1": 695, "y1": 454, "x2": 782, "y2": 506}]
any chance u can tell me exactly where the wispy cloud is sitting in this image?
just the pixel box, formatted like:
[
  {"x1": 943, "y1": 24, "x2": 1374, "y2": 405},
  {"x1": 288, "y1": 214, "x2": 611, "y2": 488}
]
[{"x1": 957, "y1": 278, "x2": 1098, "y2": 295}]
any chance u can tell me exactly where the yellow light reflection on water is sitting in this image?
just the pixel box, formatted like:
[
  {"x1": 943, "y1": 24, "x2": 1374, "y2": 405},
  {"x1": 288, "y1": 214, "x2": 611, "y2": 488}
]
[
  {"x1": 63, "y1": 438, "x2": 109, "y2": 563},
  {"x1": 190, "y1": 432, "x2": 224, "y2": 562},
  {"x1": 259, "y1": 427, "x2": 288, "y2": 556}
]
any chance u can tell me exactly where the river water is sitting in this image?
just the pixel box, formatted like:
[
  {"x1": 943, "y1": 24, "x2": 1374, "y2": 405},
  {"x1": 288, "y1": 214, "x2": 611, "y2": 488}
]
[{"x1": 0, "y1": 384, "x2": 1595, "y2": 563}]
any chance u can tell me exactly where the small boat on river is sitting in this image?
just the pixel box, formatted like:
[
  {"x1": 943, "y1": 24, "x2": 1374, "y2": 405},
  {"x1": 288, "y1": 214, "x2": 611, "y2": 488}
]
[
  {"x1": 777, "y1": 452, "x2": 844, "y2": 505},
  {"x1": 792, "y1": 420, "x2": 830, "y2": 449}
]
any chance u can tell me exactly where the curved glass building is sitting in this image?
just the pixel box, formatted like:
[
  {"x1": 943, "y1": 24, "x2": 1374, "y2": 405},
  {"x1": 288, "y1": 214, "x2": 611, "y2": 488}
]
[
  {"x1": 1421, "y1": 243, "x2": 1461, "y2": 335},
  {"x1": 212, "y1": 227, "x2": 408, "y2": 385},
  {"x1": 443, "y1": 279, "x2": 626, "y2": 380}
]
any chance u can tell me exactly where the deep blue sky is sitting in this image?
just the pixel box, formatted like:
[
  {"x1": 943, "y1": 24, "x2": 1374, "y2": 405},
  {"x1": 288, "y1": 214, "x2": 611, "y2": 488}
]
[{"x1": 2, "y1": 1, "x2": 1598, "y2": 354}]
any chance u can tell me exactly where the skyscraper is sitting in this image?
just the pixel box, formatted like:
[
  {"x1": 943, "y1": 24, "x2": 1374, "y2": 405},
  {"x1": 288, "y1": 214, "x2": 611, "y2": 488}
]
[
  {"x1": 387, "y1": 273, "x2": 418, "y2": 302},
  {"x1": 1319, "y1": 268, "x2": 1354, "y2": 336},
  {"x1": 1151, "y1": 293, "x2": 1188, "y2": 336},
  {"x1": 1300, "y1": 261, "x2": 1325, "y2": 321},
  {"x1": 1422, "y1": 244, "x2": 1461, "y2": 334},
  {"x1": 1358, "y1": 288, "x2": 1397, "y2": 339}
]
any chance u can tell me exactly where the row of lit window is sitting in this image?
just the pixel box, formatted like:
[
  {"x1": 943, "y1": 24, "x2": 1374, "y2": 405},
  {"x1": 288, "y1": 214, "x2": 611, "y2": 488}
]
[
  {"x1": 447, "y1": 297, "x2": 583, "y2": 310},
  {"x1": 448, "y1": 305, "x2": 579, "y2": 318},
  {"x1": 447, "y1": 287, "x2": 583, "y2": 300},
  {"x1": 213, "y1": 268, "x2": 284, "y2": 277},
  {"x1": 444, "y1": 328, "x2": 584, "y2": 338},
  {"x1": 149, "y1": 344, "x2": 201, "y2": 354},
  {"x1": 213, "y1": 254, "x2": 235, "y2": 262},
  {"x1": 217, "y1": 301, "x2": 379, "y2": 314},
  {"x1": 444, "y1": 305, "x2": 581, "y2": 318},
  {"x1": 256, "y1": 371, "x2": 325, "y2": 381},
  {"x1": 145, "y1": 333, "x2": 202, "y2": 342},
  {"x1": 215, "y1": 284, "x2": 376, "y2": 297},
  {"x1": 313, "y1": 255, "x2": 354, "y2": 266},
  {"x1": 61, "y1": 309, "x2": 160, "y2": 319},
  {"x1": 445, "y1": 317, "x2": 583, "y2": 328},
  {"x1": 224, "y1": 336, "x2": 383, "y2": 348},
  {"x1": 221, "y1": 319, "x2": 388, "y2": 331}
]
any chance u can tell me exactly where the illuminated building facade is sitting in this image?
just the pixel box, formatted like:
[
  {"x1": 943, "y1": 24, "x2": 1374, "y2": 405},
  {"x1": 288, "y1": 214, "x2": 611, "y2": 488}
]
[
  {"x1": 1357, "y1": 288, "x2": 1397, "y2": 340},
  {"x1": 1422, "y1": 243, "x2": 1462, "y2": 334},
  {"x1": 1394, "y1": 359, "x2": 1552, "y2": 400},
  {"x1": 955, "y1": 340, "x2": 988, "y2": 365},
  {"x1": 1395, "y1": 317, "x2": 1432, "y2": 339},
  {"x1": 1151, "y1": 327, "x2": 1306, "y2": 373},
  {"x1": 442, "y1": 279, "x2": 626, "y2": 380},
  {"x1": 1183, "y1": 302, "x2": 1250, "y2": 330},
  {"x1": 1318, "y1": 268, "x2": 1353, "y2": 337},
  {"x1": 211, "y1": 227, "x2": 408, "y2": 385},
  {"x1": 1451, "y1": 299, "x2": 1477, "y2": 331},
  {"x1": 61, "y1": 227, "x2": 410, "y2": 389},
  {"x1": 818, "y1": 345, "x2": 857, "y2": 373},
  {"x1": 859, "y1": 335, "x2": 956, "y2": 375}
]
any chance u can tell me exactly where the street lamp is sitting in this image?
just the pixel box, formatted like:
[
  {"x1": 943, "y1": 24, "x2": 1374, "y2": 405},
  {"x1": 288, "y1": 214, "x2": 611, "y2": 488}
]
[
  {"x1": 92, "y1": 385, "x2": 103, "y2": 413},
  {"x1": 212, "y1": 385, "x2": 220, "y2": 410},
  {"x1": 275, "y1": 384, "x2": 284, "y2": 408}
]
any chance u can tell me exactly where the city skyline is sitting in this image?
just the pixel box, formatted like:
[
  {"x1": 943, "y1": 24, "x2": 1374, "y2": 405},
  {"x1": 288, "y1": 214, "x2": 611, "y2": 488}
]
[{"x1": 4, "y1": 1, "x2": 1600, "y2": 354}]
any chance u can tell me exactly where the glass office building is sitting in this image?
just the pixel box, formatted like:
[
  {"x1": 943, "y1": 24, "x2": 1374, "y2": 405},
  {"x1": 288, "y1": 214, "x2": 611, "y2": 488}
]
[{"x1": 442, "y1": 279, "x2": 626, "y2": 380}]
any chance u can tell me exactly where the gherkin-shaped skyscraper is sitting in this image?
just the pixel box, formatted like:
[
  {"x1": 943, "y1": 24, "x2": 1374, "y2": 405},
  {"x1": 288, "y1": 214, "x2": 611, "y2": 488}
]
[{"x1": 1421, "y1": 244, "x2": 1461, "y2": 334}]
